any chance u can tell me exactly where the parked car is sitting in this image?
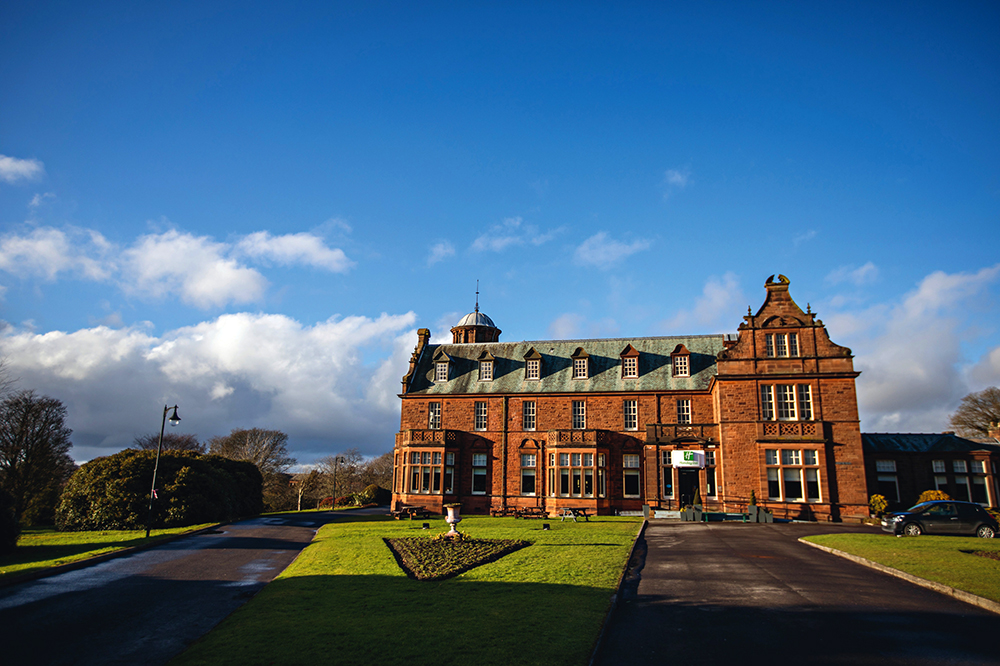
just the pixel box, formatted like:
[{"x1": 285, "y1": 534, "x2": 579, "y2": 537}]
[{"x1": 881, "y1": 500, "x2": 998, "y2": 538}]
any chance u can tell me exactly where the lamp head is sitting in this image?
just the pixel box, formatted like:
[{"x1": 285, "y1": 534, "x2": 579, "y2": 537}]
[{"x1": 168, "y1": 406, "x2": 181, "y2": 427}]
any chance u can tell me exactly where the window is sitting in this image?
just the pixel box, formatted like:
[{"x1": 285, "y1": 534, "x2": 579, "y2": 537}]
[
  {"x1": 705, "y1": 450, "x2": 717, "y2": 497},
  {"x1": 764, "y1": 448, "x2": 820, "y2": 502},
  {"x1": 623, "y1": 356, "x2": 638, "y2": 378},
  {"x1": 972, "y1": 476, "x2": 989, "y2": 504},
  {"x1": 953, "y1": 460, "x2": 968, "y2": 473},
  {"x1": 472, "y1": 453, "x2": 488, "y2": 494},
  {"x1": 405, "y1": 449, "x2": 450, "y2": 495},
  {"x1": 443, "y1": 452, "x2": 455, "y2": 494},
  {"x1": 676, "y1": 399, "x2": 691, "y2": 424},
  {"x1": 972, "y1": 460, "x2": 987, "y2": 474},
  {"x1": 760, "y1": 384, "x2": 813, "y2": 421},
  {"x1": 932, "y1": 460, "x2": 946, "y2": 473},
  {"x1": 765, "y1": 333, "x2": 799, "y2": 358},
  {"x1": 435, "y1": 362, "x2": 448, "y2": 382},
  {"x1": 428, "y1": 402, "x2": 441, "y2": 430},
  {"x1": 521, "y1": 453, "x2": 536, "y2": 495},
  {"x1": 479, "y1": 360, "x2": 493, "y2": 382},
  {"x1": 548, "y1": 451, "x2": 604, "y2": 498},
  {"x1": 525, "y1": 359, "x2": 540, "y2": 380},
  {"x1": 934, "y1": 475, "x2": 948, "y2": 492},
  {"x1": 623, "y1": 400, "x2": 638, "y2": 431},
  {"x1": 875, "y1": 460, "x2": 896, "y2": 473},
  {"x1": 572, "y1": 400, "x2": 586, "y2": 429},
  {"x1": 573, "y1": 357, "x2": 588, "y2": 379},
  {"x1": 623, "y1": 454, "x2": 641, "y2": 497},
  {"x1": 672, "y1": 355, "x2": 689, "y2": 377},
  {"x1": 474, "y1": 402, "x2": 488, "y2": 431},
  {"x1": 877, "y1": 474, "x2": 900, "y2": 502},
  {"x1": 954, "y1": 476, "x2": 971, "y2": 502},
  {"x1": 661, "y1": 451, "x2": 674, "y2": 498},
  {"x1": 522, "y1": 401, "x2": 536, "y2": 431}
]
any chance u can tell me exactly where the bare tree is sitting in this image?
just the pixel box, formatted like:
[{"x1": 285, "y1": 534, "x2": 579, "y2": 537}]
[
  {"x1": 0, "y1": 390, "x2": 77, "y2": 525},
  {"x1": 293, "y1": 470, "x2": 322, "y2": 511},
  {"x1": 208, "y1": 428, "x2": 296, "y2": 475},
  {"x1": 132, "y1": 432, "x2": 205, "y2": 453},
  {"x1": 316, "y1": 448, "x2": 364, "y2": 498},
  {"x1": 360, "y1": 451, "x2": 393, "y2": 489},
  {"x1": 949, "y1": 387, "x2": 1000, "y2": 439},
  {"x1": 0, "y1": 357, "x2": 17, "y2": 398}
]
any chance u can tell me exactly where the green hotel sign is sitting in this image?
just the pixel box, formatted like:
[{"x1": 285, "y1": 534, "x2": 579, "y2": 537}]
[{"x1": 671, "y1": 450, "x2": 705, "y2": 469}]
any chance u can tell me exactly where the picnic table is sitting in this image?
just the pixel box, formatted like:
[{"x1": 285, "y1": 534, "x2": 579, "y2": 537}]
[
  {"x1": 390, "y1": 505, "x2": 431, "y2": 520},
  {"x1": 559, "y1": 507, "x2": 591, "y2": 522},
  {"x1": 515, "y1": 507, "x2": 547, "y2": 519}
]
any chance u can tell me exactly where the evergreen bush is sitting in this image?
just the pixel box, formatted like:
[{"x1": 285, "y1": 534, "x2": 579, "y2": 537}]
[
  {"x1": 0, "y1": 488, "x2": 20, "y2": 553},
  {"x1": 56, "y1": 449, "x2": 262, "y2": 531},
  {"x1": 916, "y1": 489, "x2": 951, "y2": 504}
]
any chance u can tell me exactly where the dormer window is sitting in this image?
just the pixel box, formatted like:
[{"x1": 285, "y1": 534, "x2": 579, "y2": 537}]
[
  {"x1": 670, "y1": 344, "x2": 691, "y2": 378},
  {"x1": 571, "y1": 348, "x2": 589, "y2": 380},
  {"x1": 523, "y1": 348, "x2": 542, "y2": 381},
  {"x1": 477, "y1": 350, "x2": 495, "y2": 382},
  {"x1": 765, "y1": 333, "x2": 799, "y2": 358},
  {"x1": 433, "y1": 350, "x2": 452, "y2": 382},
  {"x1": 620, "y1": 344, "x2": 639, "y2": 379}
]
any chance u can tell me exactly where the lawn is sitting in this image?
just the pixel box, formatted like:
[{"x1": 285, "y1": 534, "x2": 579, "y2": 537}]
[
  {"x1": 803, "y1": 532, "x2": 1000, "y2": 603},
  {"x1": 0, "y1": 524, "x2": 215, "y2": 580},
  {"x1": 172, "y1": 514, "x2": 642, "y2": 666}
]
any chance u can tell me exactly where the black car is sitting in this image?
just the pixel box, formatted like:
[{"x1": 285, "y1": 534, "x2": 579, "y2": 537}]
[{"x1": 882, "y1": 500, "x2": 998, "y2": 538}]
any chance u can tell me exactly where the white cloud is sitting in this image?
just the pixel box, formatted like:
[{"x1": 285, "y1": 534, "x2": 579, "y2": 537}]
[
  {"x1": 29, "y1": 192, "x2": 55, "y2": 209},
  {"x1": 826, "y1": 261, "x2": 879, "y2": 286},
  {"x1": 235, "y1": 231, "x2": 354, "y2": 272},
  {"x1": 471, "y1": 216, "x2": 559, "y2": 252},
  {"x1": 661, "y1": 272, "x2": 746, "y2": 333},
  {"x1": 122, "y1": 230, "x2": 268, "y2": 308},
  {"x1": 546, "y1": 313, "x2": 618, "y2": 339},
  {"x1": 0, "y1": 154, "x2": 44, "y2": 183},
  {"x1": 793, "y1": 230, "x2": 818, "y2": 246},
  {"x1": 828, "y1": 264, "x2": 1000, "y2": 432},
  {"x1": 0, "y1": 310, "x2": 417, "y2": 463},
  {"x1": 662, "y1": 167, "x2": 691, "y2": 199},
  {"x1": 0, "y1": 226, "x2": 114, "y2": 281},
  {"x1": 573, "y1": 232, "x2": 651, "y2": 270},
  {"x1": 427, "y1": 240, "x2": 455, "y2": 266}
]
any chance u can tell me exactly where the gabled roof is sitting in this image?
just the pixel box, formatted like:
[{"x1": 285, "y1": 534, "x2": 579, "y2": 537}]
[
  {"x1": 405, "y1": 335, "x2": 726, "y2": 395},
  {"x1": 862, "y1": 433, "x2": 1000, "y2": 454}
]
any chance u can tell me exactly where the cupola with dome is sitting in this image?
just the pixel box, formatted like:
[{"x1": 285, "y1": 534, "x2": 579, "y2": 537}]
[{"x1": 451, "y1": 288, "x2": 501, "y2": 343}]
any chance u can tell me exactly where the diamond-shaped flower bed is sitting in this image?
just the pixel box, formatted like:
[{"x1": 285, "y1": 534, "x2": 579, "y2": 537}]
[{"x1": 385, "y1": 535, "x2": 531, "y2": 581}]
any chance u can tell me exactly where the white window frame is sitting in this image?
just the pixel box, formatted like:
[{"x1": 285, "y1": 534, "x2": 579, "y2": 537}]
[
  {"x1": 471, "y1": 453, "x2": 488, "y2": 495},
  {"x1": 479, "y1": 360, "x2": 493, "y2": 382},
  {"x1": 875, "y1": 460, "x2": 896, "y2": 473},
  {"x1": 764, "y1": 448, "x2": 821, "y2": 502},
  {"x1": 474, "y1": 401, "x2": 488, "y2": 431},
  {"x1": 676, "y1": 399, "x2": 691, "y2": 424},
  {"x1": 623, "y1": 454, "x2": 641, "y2": 498},
  {"x1": 572, "y1": 400, "x2": 586, "y2": 429},
  {"x1": 760, "y1": 385, "x2": 774, "y2": 421},
  {"x1": 525, "y1": 359, "x2": 540, "y2": 380},
  {"x1": 953, "y1": 460, "x2": 968, "y2": 473},
  {"x1": 435, "y1": 362, "x2": 448, "y2": 382},
  {"x1": 623, "y1": 356, "x2": 638, "y2": 378},
  {"x1": 428, "y1": 402, "x2": 442, "y2": 430},
  {"x1": 623, "y1": 399, "x2": 638, "y2": 431},
  {"x1": 522, "y1": 400, "x2": 536, "y2": 431},
  {"x1": 932, "y1": 460, "x2": 946, "y2": 473},
  {"x1": 672, "y1": 355, "x2": 690, "y2": 377},
  {"x1": 572, "y1": 357, "x2": 589, "y2": 380},
  {"x1": 520, "y1": 453, "x2": 537, "y2": 496},
  {"x1": 765, "y1": 333, "x2": 799, "y2": 358}
]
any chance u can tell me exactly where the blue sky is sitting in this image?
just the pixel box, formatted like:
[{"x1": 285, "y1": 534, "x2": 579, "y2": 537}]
[{"x1": 1, "y1": 2, "x2": 998, "y2": 464}]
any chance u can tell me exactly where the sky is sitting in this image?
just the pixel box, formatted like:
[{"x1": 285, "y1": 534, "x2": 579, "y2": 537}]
[{"x1": 1, "y1": 2, "x2": 998, "y2": 465}]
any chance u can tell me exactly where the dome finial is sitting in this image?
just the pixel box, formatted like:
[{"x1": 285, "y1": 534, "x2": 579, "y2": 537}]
[{"x1": 475, "y1": 279, "x2": 479, "y2": 313}]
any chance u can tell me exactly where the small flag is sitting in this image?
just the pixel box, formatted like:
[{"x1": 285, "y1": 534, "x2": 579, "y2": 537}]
[{"x1": 152, "y1": 489, "x2": 158, "y2": 499}]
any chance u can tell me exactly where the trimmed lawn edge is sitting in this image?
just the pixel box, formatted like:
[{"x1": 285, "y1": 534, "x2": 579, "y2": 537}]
[
  {"x1": 588, "y1": 518, "x2": 649, "y2": 666},
  {"x1": 0, "y1": 522, "x2": 225, "y2": 589},
  {"x1": 799, "y1": 537, "x2": 1000, "y2": 616}
]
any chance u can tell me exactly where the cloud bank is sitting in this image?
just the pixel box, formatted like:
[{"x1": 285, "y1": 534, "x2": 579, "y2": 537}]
[{"x1": 0, "y1": 154, "x2": 45, "y2": 183}]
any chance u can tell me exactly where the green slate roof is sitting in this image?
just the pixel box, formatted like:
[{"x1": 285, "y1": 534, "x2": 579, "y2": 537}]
[
  {"x1": 862, "y1": 433, "x2": 1000, "y2": 454},
  {"x1": 407, "y1": 335, "x2": 725, "y2": 395}
]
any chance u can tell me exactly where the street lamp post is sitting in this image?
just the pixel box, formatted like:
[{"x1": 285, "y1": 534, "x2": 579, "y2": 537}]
[{"x1": 145, "y1": 405, "x2": 181, "y2": 538}]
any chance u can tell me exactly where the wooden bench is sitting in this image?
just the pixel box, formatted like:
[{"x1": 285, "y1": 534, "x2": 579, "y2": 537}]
[
  {"x1": 390, "y1": 505, "x2": 431, "y2": 520},
  {"x1": 515, "y1": 507, "x2": 547, "y2": 519},
  {"x1": 559, "y1": 507, "x2": 591, "y2": 522}
]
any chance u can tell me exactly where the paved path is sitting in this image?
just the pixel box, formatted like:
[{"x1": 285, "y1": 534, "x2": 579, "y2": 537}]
[
  {"x1": 0, "y1": 510, "x2": 380, "y2": 666},
  {"x1": 596, "y1": 521, "x2": 1000, "y2": 666}
]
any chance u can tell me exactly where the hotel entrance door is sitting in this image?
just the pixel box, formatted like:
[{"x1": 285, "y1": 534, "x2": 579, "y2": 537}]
[{"x1": 679, "y1": 468, "x2": 700, "y2": 506}]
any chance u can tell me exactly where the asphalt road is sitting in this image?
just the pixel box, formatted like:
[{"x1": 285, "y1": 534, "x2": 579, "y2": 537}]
[
  {"x1": 595, "y1": 522, "x2": 1000, "y2": 666},
  {"x1": 0, "y1": 510, "x2": 373, "y2": 666}
]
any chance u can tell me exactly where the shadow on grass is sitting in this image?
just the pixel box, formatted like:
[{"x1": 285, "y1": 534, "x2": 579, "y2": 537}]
[{"x1": 173, "y1": 573, "x2": 614, "y2": 666}]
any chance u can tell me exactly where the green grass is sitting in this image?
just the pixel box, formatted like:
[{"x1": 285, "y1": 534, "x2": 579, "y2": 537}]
[
  {"x1": 172, "y1": 515, "x2": 641, "y2": 666},
  {"x1": 803, "y1": 532, "x2": 1000, "y2": 602},
  {"x1": 0, "y1": 524, "x2": 216, "y2": 580}
]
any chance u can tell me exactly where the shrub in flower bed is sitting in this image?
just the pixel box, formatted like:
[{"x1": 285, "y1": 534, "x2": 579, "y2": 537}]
[{"x1": 385, "y1": 534, "x2": 530, "y2": 581}]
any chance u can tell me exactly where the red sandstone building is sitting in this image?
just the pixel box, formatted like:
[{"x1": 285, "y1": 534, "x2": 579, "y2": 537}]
[{"x1": 393, "y1": 275, "x2": 870, "y2": 521}]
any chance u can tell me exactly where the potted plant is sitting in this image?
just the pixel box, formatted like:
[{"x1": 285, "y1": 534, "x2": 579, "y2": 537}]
[{"x1": 747, "y1": 490, "x2": 758, "y2": 522}]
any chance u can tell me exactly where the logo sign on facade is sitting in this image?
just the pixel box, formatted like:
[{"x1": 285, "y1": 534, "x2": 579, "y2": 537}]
[{"x1": 672, "y1": 450, "x2": 705, "y2": 469}]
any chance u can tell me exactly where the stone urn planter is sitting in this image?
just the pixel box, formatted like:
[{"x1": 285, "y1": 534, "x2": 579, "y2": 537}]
[{"x1": 444, "y1": 503, "x2": 462, "y2": 536}]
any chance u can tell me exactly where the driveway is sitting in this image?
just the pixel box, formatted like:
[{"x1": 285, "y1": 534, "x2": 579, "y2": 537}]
[
  {"x1": 0, "y1": 509, "x2": 381, "y2": 666},
  {"x1": 595, "y1": 521, "x2": 1000, "y2": 666}
]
